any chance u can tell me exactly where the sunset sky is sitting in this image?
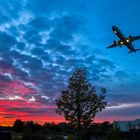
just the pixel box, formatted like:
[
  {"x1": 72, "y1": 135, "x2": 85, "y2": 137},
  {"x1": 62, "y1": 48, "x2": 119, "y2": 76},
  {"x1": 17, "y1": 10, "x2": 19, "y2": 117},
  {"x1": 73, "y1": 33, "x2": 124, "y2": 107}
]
[{"x1": 0, "y1": 0, "x2": 140, "y2": 126}]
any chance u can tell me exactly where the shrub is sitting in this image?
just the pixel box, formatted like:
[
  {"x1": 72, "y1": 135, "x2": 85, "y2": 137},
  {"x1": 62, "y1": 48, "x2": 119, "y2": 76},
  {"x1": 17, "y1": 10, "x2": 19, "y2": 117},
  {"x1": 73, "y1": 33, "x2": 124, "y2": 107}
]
[{"x1": 67, "y1": 134, "x2": 74, "y2": 140}]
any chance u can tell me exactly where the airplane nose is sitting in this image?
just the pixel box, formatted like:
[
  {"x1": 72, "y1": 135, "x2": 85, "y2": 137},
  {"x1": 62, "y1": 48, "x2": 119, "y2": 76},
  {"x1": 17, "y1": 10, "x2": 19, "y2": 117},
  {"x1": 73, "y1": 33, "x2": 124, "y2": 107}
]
[
  {"x1": 112, "y1": 25, "x2": 117, "y2": 30},
  {"x1": 112, "y1": 25, "x2": 118, "y2": 34}
]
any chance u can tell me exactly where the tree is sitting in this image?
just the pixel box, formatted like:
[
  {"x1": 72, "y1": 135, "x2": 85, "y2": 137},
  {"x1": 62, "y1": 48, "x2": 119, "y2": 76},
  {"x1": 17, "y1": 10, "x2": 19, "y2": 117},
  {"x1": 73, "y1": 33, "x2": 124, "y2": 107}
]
[
  {"x1": 43, "y1": 122, "x2": 61, "y2": 133},
  {"x1": 13, "y1": 119, "x2": 24, "y2": 132},
  {"x1": 107, "y1": 128, "x2": 122, "y2": 140},
  {"x1": 56, "y1": 68, "x2": 107, "y2": 139},
  {"x1": 22, "y1": 127, "x2": 32, "y2": 140},
  {"x1": 24, "y1": 121, "x2": 41, "y2": 133}
]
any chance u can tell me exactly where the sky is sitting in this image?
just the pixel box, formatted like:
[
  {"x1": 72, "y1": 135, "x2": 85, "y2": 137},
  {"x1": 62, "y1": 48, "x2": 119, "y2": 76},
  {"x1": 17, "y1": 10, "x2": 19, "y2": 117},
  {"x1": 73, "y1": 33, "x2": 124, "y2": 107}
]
[{"x1": 0, "y1": 0, "x2": 140, "y2": 126}]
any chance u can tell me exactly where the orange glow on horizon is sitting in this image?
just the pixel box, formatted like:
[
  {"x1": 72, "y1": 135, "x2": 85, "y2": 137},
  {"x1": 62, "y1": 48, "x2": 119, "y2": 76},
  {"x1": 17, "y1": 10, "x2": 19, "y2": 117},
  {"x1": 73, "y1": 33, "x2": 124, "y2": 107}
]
[
  {"x1": 0, "y1": 115, "x2": 116, "y2": 126},
  {"x1": 1, "y1": 115, "x2": 140, "y2": 126},
  {"x1": 0, "y1": 117, "x2": 66, "y2": 126}
]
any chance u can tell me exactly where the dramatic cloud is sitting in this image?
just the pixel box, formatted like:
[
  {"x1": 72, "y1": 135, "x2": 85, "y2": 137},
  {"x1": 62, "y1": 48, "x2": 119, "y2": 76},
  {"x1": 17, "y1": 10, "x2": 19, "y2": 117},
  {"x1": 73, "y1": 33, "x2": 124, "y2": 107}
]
[{"x1": 0, "y1": 0, "x2": 139, "y2": 125}]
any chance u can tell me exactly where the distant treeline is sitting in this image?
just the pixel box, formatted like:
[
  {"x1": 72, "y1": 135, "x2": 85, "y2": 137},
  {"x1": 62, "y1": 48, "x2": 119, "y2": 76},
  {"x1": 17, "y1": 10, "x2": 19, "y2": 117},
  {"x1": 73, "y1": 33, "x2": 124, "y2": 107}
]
[
  {"x1": 0, "y1": 119, "x2": 140, "y2": 140},
  {"x1": 2, "y1": 119, "x2": 113, "y2": 133}
]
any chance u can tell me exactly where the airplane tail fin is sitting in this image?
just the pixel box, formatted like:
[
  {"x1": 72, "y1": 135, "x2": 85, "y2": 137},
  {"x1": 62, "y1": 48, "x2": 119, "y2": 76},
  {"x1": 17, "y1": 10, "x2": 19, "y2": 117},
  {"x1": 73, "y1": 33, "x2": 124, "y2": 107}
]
[{"x1": 128, "y1": 49, "x2": 140, "y2": 53}]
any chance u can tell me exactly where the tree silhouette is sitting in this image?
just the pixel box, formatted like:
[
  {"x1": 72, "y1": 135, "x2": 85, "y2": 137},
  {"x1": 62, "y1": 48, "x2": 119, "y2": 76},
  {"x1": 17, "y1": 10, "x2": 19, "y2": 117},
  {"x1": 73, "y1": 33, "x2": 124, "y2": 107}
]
[
  {"x1": 13, "y1": 119, "x2": 24, "y2": 132},
  {"x1": 24, "y1": 121, "x2": 41, "y2": 133},
  {"x1": 56, "y1": 68, "x2": 107, "y2": 139}
]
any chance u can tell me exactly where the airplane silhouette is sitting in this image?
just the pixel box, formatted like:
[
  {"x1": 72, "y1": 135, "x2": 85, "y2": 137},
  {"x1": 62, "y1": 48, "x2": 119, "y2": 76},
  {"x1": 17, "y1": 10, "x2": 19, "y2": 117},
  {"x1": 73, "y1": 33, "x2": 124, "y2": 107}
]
[{"x1": 107, "y1": 25, "x2": 140, "y2": 53}]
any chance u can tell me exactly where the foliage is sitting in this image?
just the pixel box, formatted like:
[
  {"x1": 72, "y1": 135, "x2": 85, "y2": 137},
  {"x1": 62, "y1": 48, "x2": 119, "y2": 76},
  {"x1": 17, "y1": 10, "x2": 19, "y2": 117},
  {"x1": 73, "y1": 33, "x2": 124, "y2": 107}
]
[
  {"x1": 13, "y1": 119, "x2": 24, "y2": 133},
  {"x1": 32, "y1": 133, "x2": 46, "y2": 140},
  {"x1": 81, "y1": 128, "x2": 92, "y2": 140},
  {"x1": 67, "y1": 134, "x2": 74, "y2": 140},
  {"x1": 22, "y1": 127, "x2": 32, "y2": 140},
  {"x1": 100, "y1": 121, "x2": 113, "y2": 131},
  {"x1": 43, "y1": 122, "x2": 61, "y2": 133},
  {"x1": 56, "y1": 68, "x2": 107, "y2": 128},
  {"x1": 107, "y1": 128, "x2": 122, "y2": 140},
  {"x1": 24, "y1": 121, "x2": 42, "y2": 133},
  {"x1": 58, "y1": 122, "x2": 74, "y2": 133}
]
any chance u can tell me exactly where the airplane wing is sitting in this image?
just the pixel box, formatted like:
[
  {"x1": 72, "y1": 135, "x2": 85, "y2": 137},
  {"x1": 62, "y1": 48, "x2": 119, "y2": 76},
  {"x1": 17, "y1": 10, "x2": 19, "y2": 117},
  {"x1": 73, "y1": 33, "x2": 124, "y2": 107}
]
[
  {"x1": 131, "y1": 36, "x2": 140, "y2": 41},
  {"x1": 107, "y1": 42, "x2": 119, "y2": 48},
  {"x1": 107, "y1": 44, "x2": 117, "y2": 48}
]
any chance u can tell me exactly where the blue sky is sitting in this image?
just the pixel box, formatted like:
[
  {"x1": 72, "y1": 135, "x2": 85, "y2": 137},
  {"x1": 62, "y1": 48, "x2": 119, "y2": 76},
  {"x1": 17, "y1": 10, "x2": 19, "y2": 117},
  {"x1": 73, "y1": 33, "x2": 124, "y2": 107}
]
[{"x1": 0, "y1": 0, "x2": 140, "y2": 125}]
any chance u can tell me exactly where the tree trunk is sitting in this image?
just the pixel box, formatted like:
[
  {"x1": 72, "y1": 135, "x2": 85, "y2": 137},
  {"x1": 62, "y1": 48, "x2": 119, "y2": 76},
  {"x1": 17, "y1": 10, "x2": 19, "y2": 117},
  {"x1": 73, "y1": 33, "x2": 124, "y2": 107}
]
[{"x1": 77, "y1": 91, "x2": 81, "y2": 140}]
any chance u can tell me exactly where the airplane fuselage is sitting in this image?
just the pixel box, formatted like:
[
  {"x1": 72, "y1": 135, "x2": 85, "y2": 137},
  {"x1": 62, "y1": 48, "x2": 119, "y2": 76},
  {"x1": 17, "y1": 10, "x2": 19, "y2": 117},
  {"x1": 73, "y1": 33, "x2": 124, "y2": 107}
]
[
  {"x1": 112, "y1": 26, "x2": 125, "y2": 40},
  {"x1": 112, "y1": 25, "x2": 135, "y2": 51}
]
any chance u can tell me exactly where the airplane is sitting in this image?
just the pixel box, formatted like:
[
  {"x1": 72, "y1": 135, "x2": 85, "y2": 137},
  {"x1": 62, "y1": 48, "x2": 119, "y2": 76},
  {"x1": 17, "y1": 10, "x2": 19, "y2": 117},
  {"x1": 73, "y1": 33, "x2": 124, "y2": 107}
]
[{"x1": 107, "y1": 25, "x2": 140, "y2": 53}]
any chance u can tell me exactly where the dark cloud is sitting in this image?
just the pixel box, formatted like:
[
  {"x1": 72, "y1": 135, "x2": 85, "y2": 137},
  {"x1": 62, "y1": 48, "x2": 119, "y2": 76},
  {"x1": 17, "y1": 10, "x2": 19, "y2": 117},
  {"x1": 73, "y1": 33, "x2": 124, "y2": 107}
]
[
  {"x1": 0, "y1": 74, "x2": 12, "y2": 82},
  {"x1": 0, "y1": 32, "x2": 17, "y2": 50},
  {"x1": 28, "y1": 17, "x2": 50, "y2": 31},
  {"x1": 114, "y1": 71, "x2": 128, "y2": 80},
  {"x1": 108, "y1": 91, "x2": 140, "y2": 104},
  {"x1": 26, "y1": 0, "x2": 86, "y2": 16},
  {"x1": 97, "y1": 58, "x2": 115, "y2": 70},
  {"x1": 100, "y1": 105, "x2": 140, "y2": 117},
  {"x1": 24, "y1": 30, "x2": 41, "y2": 44},
  {"x1": 4, "y1": 114, "x2": 18, "y2": 119},
  {"x1": 0, "y1": 0, "x2": 23, "y2": 24},
  {"x1": 50, "y1": 16, "x2": 83, "y2": 42},
  {"x1": 7, "y1": 107, "x2": 50, "y2": 114},
  {"x1": 0, "y1": 60, "x2": 13, "y2": 69},
  {"x1": 31, "y1": 48, "x2": 45, "y2": 56},
  {"x1": 26, "y1": 0, "x2": 59, "y2": 15}
]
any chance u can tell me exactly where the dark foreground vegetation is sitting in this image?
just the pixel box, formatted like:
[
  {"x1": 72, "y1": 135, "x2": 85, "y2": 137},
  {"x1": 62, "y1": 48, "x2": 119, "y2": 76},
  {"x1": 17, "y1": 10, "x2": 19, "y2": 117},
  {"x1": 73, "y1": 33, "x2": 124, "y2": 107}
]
[
  {"x1": 0, "y1": 69, "x2": 139, "y2": 140},
  {"x1": 0, "y1": 120, "x2": 140, "y2": 140}
]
